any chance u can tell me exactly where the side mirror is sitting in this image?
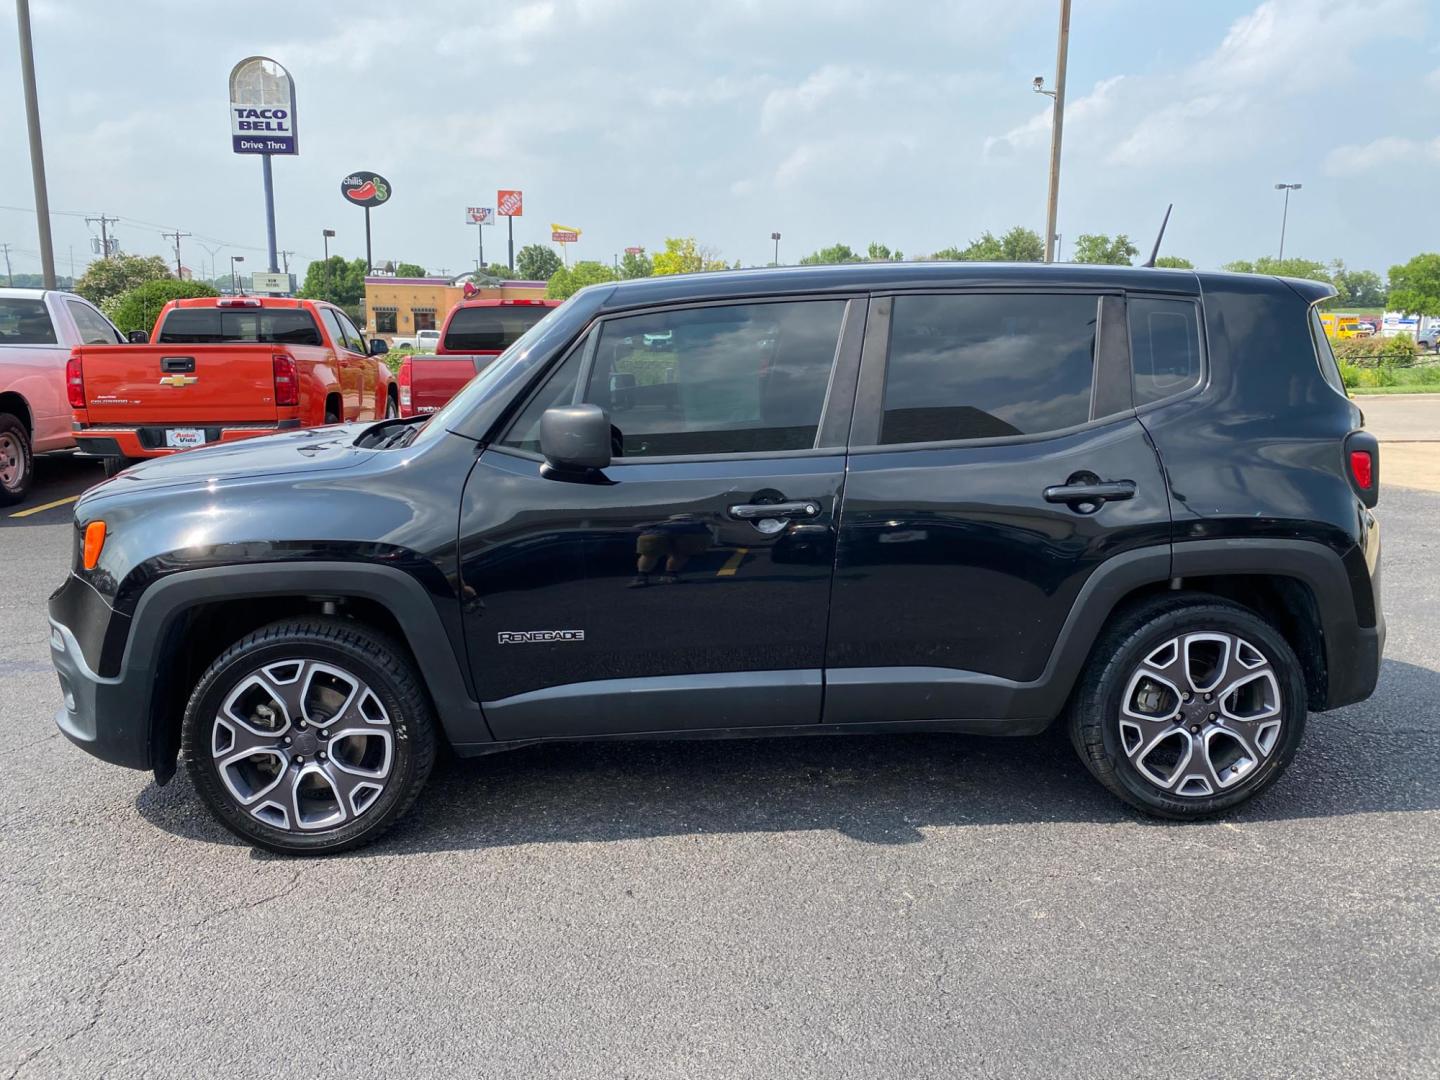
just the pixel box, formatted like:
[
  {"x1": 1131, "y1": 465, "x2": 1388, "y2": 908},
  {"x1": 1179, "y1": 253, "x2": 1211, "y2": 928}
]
[
  {"x1": 540, "y1": 404, "x2": 611, "y2": 473},
  {"x1": 127, "y1": 330, "x2": 149, "y2": 344},
  {"x1": 368, "y1": 338, "x2": 390, "y2": 356}
]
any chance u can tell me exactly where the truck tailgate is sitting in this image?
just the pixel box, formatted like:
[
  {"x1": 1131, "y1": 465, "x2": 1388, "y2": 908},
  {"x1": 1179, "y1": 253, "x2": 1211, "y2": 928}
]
[
  {"x1": 75, "y1": 344, "x2": 281, "y2": 423},
  {"x1": 408, "y1": 353, "x2": 496, "y2": 413}
]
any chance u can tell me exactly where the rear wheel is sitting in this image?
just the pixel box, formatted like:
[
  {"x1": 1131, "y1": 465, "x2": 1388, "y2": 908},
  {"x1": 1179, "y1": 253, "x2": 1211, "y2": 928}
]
[
  {"x1": 384, "y1": 392, "x2": 398, "y2": 419},
  {"x1": 0, "y1": 413, "x2": 33, "y2": 506},
  {"x1": 181, "y1": 618, "x2": 437, "y2": 855},
  {"x1": 1069, "y1": 595, "x2": 1306, "y2": 818}
]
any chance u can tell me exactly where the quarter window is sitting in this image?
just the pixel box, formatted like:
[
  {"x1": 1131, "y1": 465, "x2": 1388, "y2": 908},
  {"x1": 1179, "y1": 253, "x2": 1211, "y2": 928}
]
[
  {"x1": 1129, "y1": 297, "x2": 1202, "y2": 405},
  {"x1": 880, "y1": 293, "x2": 1099, "y2": 444},
  {"x1": 0, "y1": 298, "x2": 57, "y2": 344},
  {"x1": 587, "y1": 301, "x2": 846, "y2": 457}
]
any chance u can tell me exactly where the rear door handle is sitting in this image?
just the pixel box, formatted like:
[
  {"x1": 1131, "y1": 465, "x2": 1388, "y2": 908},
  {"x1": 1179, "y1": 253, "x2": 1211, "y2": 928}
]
[
  {"x1": 729, "y1": 500, "x2": 821, "y2": 520},
  {"x1": 1043, "y1": 480, "x2": 1136, "y2": 506}
]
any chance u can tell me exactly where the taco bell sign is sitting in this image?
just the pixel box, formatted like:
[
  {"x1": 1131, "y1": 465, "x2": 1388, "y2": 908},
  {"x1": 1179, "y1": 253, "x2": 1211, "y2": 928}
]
[{"x1": 229, "y1": 56, "x2": 298, "y2": 154}]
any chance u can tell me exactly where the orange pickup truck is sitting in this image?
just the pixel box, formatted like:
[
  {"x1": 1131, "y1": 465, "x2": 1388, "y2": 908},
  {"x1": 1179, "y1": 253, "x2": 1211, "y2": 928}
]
[{"x1": 70, "y1": 296, "x2": 395, "y2": 475}]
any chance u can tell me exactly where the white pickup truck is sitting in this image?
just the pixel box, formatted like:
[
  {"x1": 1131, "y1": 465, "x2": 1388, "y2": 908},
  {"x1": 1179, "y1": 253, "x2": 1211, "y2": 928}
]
[
  {"x1": 0, "y1": 287, "x2": 128, "y2": 505},
  {"x1": 389, "y1": 328, "x2": 441, "y2": 351}
]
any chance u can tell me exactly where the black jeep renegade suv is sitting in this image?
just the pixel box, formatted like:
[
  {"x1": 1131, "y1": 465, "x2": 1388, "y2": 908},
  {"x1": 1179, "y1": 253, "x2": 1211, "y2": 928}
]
[{"x1": 48, "y1": 263, "x2": 1384, "y2": 854}]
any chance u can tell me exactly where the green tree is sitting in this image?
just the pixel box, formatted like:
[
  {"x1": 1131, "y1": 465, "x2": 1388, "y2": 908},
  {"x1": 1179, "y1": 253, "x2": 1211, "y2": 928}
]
[
  {"x1": 620, "y1": 250, "x2": 653, "y2": 279},
  {"x1": 799, "y1": 243, "x2": 862, "y2": 265},
  {"x1": 74, "y1": 254, "x2": 172, "y2": 306},
  {"x1": 934, "y1": 226, "x2": 1042, "y2": 262},
  {"x1": 296, "y1": 256, "x2": 368, "y2": 307},
  {"x1": 1329, "y1": 260, "x2": 1386, "y2": 307},
  {"x1": 393, "y1": 262, "x2": 427, "y2": 278},
  {"x1": 109, "y1": 279, "x2": 219, "y2": 336},
  {"x1": 517, "y1": 244, "x2": 563, "y2": 282},
  {"x1": 1072, "y1": 234, "x2": 1140, "y2": 265},
  {"x1": 1387, "y1": 253, "x2": 1440, "y2": 316},
  {"x1": 866, "y1": 242, "x2": 903, "y2": 262},
  {"x1": 546, "y1": 260, "x2": 620, "y2": 300},
  {"x1": 1154, "y1": 255, "x2": 1195, "y2": 269},
  {"x1": 651, "y1": 237, "x2": 726, "y2": 275},
  {"x1": 1221, "y1": 256, "x2": 1330, "y2": 282}
]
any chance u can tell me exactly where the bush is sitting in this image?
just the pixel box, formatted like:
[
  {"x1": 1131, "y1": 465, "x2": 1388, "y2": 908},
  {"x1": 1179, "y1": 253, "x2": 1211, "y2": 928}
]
[
  {"x1": 108, "y1": 279, "x2": 220, "y2": 335},
  {"x1": 1332, "y1": 334, "x2": 1418, "y2": 368}
]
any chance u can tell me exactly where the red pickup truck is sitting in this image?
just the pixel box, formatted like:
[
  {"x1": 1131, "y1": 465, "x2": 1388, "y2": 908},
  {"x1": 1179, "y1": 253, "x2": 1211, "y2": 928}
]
[
  {"x1": 70, "y1": 296, "x2": 395, "y2": 475},
  {"x1": 395, "y1": 297, "x2": 558, "y2": 417}
]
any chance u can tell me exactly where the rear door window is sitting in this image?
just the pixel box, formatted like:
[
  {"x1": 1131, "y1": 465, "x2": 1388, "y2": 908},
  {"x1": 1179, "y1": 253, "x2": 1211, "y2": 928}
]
[
  {"x1": 66, "y1": 300, "x2": 123, "y2": 344},
  {"x1": 0, "y1": 298, "x2": 57, "y2": 345},
  {"x1": 443, "y1": 305, "x2": 551, "y2": 352},
  {"x1": 880, "y1": 293, "x2": 1099, "y2": 444},
  {"x1": 157, "y1": 308, "x2": 323, "y2": 345},
  {"x1": 1129, "y1": 297, "x2": 1203, "y2": 405}
]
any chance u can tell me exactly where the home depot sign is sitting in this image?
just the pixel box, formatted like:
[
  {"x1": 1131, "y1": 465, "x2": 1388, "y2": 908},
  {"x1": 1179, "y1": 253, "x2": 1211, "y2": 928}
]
[{"x1": 497, "y1": 190, "x2": 524, "y2": 217}]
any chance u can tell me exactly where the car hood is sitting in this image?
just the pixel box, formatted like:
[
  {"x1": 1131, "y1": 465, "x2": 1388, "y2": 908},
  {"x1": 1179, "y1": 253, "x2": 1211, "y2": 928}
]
[{"x1": 79, "y1": 423, "x2": 375, "y2": 509}]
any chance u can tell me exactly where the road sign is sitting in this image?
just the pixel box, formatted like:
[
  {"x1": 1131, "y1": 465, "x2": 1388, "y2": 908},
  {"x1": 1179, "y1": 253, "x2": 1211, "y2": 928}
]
[
  {"x1": 228, "y1": 57, "x2": 298, "y2": 155},
  {"x1": 625, "y1": 246, "x2": 644, "y2": 255},
  {"x1": 341, "y1": 172, "x2": 391, "y2": 207},
  {"x1": 251, "y1": 271, "x2": 293, "y2": 294},
  {"x1": 497, "y1": 190, "x2": 524, "y2": 217},
  {"x1": 467, "y1": 207, "x2": 494, "y2": 225}
]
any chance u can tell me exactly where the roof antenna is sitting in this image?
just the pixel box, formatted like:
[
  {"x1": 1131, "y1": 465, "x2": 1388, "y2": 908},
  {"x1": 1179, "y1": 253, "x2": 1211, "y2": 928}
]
[{"x1": 1142, "y1": 203, "x2": 1173, "y2": 268}]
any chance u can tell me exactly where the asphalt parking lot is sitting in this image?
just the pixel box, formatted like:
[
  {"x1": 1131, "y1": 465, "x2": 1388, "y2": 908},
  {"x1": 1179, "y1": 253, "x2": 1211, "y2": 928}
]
[{"x1": 2, "y1": 404, "x2": 1438, "y2": 1079}]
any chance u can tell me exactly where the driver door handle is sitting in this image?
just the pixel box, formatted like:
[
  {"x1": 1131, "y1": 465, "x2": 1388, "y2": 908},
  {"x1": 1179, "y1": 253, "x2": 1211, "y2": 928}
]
[{"x1": 728, "y1": 500, "x2": 821, "y2": 520}]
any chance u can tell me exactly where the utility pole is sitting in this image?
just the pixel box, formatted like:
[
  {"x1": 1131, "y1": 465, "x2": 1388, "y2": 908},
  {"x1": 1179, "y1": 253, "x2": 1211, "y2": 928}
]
[
  {"x1": 1275, "y1": 183, "x2": 1302, "y2": 260},
  {"x1": 279, "y1": 250, "x2": 293, "y2": 274},
  {"x1": 1034, "y1": 0, "x2": 1072, "y2": 264},
  {"x1": 86, "y1": 214, "x2": 117, "y2": 259},
  {"x1": 1, "y1": 244, "x2": 12, "y2": 286},
  {"x1": 163, "y1": 229, "x2": 190, "y2": 277},
  {"x1": 17, "y1": 0, "x2": 57, "y2": 288}
]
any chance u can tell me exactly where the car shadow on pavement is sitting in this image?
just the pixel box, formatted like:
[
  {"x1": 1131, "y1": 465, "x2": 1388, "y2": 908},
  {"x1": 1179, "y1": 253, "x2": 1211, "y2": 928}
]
[{"x1": 133, "y1": 658, "x2": 1440, "y2": 858}]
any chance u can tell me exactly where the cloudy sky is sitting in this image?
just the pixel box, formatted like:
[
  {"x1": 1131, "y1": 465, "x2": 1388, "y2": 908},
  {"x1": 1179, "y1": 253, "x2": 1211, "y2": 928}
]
[{"x1": 1, "y1": 0, "x2": 1435, "y2": 283}]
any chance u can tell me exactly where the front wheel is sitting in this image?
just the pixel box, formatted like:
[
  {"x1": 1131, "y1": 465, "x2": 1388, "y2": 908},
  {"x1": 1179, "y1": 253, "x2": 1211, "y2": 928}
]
[
  {"x1": 1069, "y1": 595, "x2": 1307, "y2": 818},
  {"x1": 101, "y1": 456, "x2": 140, "y2": 479},
  {"x1": 0, "y1": 413, "x2": 33, "y2": 506},
  {"x1": 181, "y1": 618, "x2": 437, "y2": 855}
]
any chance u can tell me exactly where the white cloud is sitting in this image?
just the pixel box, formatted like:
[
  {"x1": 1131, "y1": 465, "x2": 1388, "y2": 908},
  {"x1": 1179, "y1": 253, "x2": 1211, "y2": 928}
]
[{"x1": 1324, "y1": 135, "x2": 1440, "y2": 175}]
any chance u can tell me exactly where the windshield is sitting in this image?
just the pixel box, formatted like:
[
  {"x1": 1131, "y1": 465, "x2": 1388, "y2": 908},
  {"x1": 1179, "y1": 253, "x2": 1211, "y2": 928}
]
[
  {"x1": 423, "y1": 303, "x2": 570, "y2": 433},
  {"x1": 157, "y1": 308, "x2": 323, "y2": 345},
  {"x1": 442, "y1": 304, "x2": 551, "y2": 352}
]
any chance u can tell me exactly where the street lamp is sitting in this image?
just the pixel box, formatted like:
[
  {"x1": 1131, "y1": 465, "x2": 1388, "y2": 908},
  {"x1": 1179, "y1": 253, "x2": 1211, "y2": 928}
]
[
  {"x1": 771, "y1": 232, "x2": 781, "y2": 265},
  {"x1": 1274, "y1": 183, "x2": 1301, "y2": 260},
  {"x1": 322, "y1": 228, "x2": 336, "y2": 300},
  {"x1": 230, "y1": 255, "x2": 245, "y2": 295}
]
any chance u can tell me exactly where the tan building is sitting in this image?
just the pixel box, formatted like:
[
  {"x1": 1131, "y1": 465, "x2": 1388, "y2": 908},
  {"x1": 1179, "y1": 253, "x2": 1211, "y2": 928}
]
[{"x1": 364, "y1": 275, "x2": 547, "y2": 342}]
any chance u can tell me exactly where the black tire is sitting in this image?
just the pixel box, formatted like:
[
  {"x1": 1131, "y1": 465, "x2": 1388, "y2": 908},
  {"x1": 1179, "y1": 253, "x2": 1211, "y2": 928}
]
[
  {"x1": 325, "y1": 410, "x2": 340, "y2": 425},
  {"x1": 181, "y1": 617, "x2": 437, "y2": 855},
  {"x1": 384, "y1": 392, "x2": 399, "y2": 419},
  {"x1": 0, "y1": 412, "x2": 34, "y2": 506},
  {"x1": 1068, "y1": 593, "x2": 1307, "y2": 819},
  {"x1": 101, "y1": 456, "x2": 139, "y2": 479}
]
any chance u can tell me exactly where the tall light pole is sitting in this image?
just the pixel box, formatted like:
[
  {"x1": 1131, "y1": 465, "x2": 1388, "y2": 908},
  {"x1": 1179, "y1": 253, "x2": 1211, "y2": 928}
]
[
  {"x1": 1275, "y1": 183, "x2": 1301, "y2": 260},
  {"x1": 16, "y1": 0, "x2": 56, "y2": 289},
  {"x1": 322, "y1": 228, "x2": 335, "y2": 301},
  {"x1": 230, "y1": 255, "x2": 245, "y2": 295},
  {"x1": 771, "y1": 231, "x2": 781, "y2": 266},
  {"x1": 1033, "y1": 0, "x2": 1072, "y2": 264}
]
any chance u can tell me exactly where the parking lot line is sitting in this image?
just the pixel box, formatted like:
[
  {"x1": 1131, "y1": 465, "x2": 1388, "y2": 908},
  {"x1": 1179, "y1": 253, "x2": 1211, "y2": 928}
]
[
  {"x1": 9, "y1": 495, "x2": 80, "y2": 519},
  {"x1": 716, "y1": 547, "x2": 748, "y2": 576}
]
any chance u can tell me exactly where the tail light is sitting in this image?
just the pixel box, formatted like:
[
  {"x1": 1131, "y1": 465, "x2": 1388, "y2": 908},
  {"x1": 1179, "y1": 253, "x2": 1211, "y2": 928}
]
[
  {"x1": 1344, "y1": 431, "x2": 1379, "y2": 508},
  {"x1": 272, "y1": 354, "x2": 299, "y2": 406},
  {"x1": 397, "y1": 358, "x2": 412, "y2": 410},
  {"x1": 66, "y1": 354, "x2": 86, "y2": 409}
]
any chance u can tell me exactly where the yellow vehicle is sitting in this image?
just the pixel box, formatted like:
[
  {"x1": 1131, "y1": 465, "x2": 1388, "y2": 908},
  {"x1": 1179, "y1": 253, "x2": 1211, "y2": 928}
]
[{"x1": 1318, "y1": 312, "x2": 1376, "y2": 340}]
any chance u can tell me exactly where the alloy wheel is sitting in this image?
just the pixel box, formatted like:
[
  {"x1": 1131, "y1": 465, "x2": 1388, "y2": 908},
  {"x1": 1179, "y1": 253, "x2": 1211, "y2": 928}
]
[
  {"x1": 0, "y1": 432, "x2": 25, "y2": 490},
  {"x1": 1118, "y1": 631, "x2": 1283, "y2": 798},
  {"x1": 212, "y1": 659, "x2": 394, "y2": 832}
]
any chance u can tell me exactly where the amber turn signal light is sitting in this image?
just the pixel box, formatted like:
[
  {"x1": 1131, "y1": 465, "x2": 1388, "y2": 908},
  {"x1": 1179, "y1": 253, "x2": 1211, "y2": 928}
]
[{"x1": 82, "y1": 521, "x2": 107, "y2": 570}]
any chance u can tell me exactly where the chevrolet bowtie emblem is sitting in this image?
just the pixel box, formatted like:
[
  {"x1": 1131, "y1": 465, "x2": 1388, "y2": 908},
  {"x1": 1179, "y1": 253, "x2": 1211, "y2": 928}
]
[{"x1": 158, "y1": 375, "x2": 198, "y2": 387}]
